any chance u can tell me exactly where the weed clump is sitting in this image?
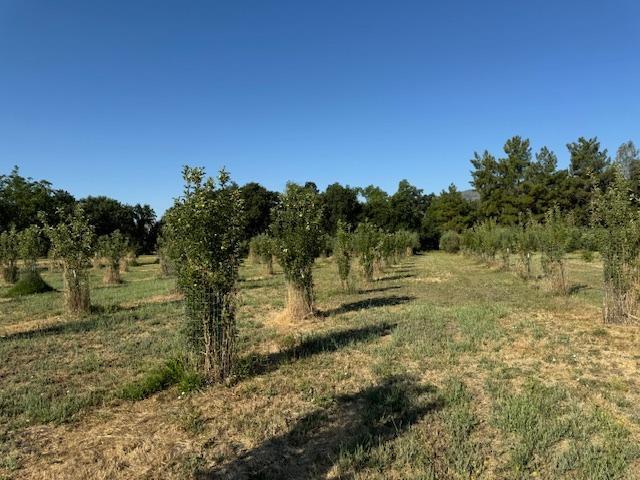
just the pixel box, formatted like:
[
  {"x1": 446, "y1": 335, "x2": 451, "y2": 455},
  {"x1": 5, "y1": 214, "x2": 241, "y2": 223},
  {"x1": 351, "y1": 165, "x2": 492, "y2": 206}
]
[{"x1": 4, "y1": 269, "x2": 53, "y2": 297}]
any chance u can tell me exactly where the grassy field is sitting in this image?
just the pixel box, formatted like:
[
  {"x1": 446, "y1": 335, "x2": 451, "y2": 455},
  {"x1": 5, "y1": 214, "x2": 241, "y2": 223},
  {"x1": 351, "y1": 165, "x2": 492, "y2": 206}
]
[{"x1": 1, "y1": 252, "x2": 640, "y2": 479}]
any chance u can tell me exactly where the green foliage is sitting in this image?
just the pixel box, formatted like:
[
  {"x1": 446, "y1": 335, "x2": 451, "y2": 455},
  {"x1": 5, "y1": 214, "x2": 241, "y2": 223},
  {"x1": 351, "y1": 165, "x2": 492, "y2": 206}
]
[
  {"x1": 496, "y1": 226, "x2": 515, "y2": 270},
  {"x1": 4, "y1": 269, "x2": 53, "y2": 297},
  {"x1": 18, "y1": 224, "x2": 45, "y2": 270},
  {"x1": 239, "y1": 182, "x2": 279, "y2": 240},
  {"x1": 249, "y1": 233, "x2": 276, "y2": 275},
  {"x1": 353, "y1": 220, "x2": 380, "y2": 282},
  {"x1": 79, "y1": 196, "x2": 157, "y2": 254},
  {"x1": 512, "y1": 214, "x2": 538, "y2": 279},
  {"x1": 270, "y1": 182, "x2": 324, "y2": 316},
  {"x1": 333, "y1": 220, "x2": 354, "y2": 290},
  {"x1": 163, "y1": 166, "x2": 245, "y2": 381},
  {"x1": 97, "y1": 230, "x2": 129, "y2": 284},
  {"x1": 394, "y1": 229, "x2": 419, "y2": 256},
  {"x1": 119, "y1": 357, "x2": 203, "y2": 401},
  {"x1": 0, "y1": 166, "x2": 75, "y2": 232},
  {"x1": 439, "y1": 230, "x2": 461, "y2": 253},
  {"x1": 422, "y1": 184, "x2": 475, "y2": 249},
  {"x1": 42, "y1": 205, "x2": 95, "y2": 314},
  {"x1": 322, "y1": 183, "x2": 361, "y2": 235},
  {"x1": 592, "y1": 169, "x2": 640, "y2": 323},
  {"x1": 43, "y1": 205, "x2": 95, "y2": 271},
  {"x1": 538, "y1": 207, "x2": 573, "y2": 294},
  {"x1": 0, "y1": 225, "x2": 19, "y2": 283}
]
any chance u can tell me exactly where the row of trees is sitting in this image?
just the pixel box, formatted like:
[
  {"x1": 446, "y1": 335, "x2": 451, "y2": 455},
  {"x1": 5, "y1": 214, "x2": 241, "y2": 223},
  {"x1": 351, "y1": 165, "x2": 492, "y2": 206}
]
[
  {"x1": 0, "y1": 167, "x2": 157, "y2": 253},
  {"x1": 450, "y1": 169, "x2": 640, "y2": 324},
  {"x1": 161, "y1": 168, "x2": 423, "y2": 383}
]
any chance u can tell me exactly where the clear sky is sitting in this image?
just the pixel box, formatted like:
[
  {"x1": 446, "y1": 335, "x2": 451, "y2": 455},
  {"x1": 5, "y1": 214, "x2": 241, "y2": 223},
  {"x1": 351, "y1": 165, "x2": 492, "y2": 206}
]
[{"x1": 1, "y1": 0, "x2": 639, "y2": 215}]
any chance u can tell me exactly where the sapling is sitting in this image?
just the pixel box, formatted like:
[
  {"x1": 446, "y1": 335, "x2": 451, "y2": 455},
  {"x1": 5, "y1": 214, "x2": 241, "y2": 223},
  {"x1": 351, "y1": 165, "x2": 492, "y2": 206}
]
[
  {"x1": 592, "y1": 170, "x2": 640, "y2": 323},
  {"x1": 538, "y1": 207, "x2": 572, "y2": 295},
  {"x1": 334, "y1": 220, "x2": 355, "y2": 291},
  {"x1": 439, "y1": 230, "x2": 461, "y2": 253},
  {"x1": 513, "y1": 214, "x2": 538, "y2": 280},
  {"x1": 270, "y1": 183, "x2": 324, "y2": 319},
  {"x1": 249, "y1": 234, "x2": 276, "y2": 275},
  {"x1": 97, "y1": 230, "x2": 129, "y2": 284},
  {"x1": 0, "y1": 226, "x2": 19, "y2": 283},
  {"x1": 164, "y1": 166, "x2": 245, "y2": 382},
  {"x1": 353, "y1": 220, "x2": 380, "y2": 283},
  {"x1": 42, "y1": 206, "x2": 95, "y2": 314}
]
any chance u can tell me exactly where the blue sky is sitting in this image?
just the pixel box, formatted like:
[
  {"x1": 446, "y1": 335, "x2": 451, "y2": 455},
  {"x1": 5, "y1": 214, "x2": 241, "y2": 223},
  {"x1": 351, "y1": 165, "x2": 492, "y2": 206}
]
[{"x1": 1, "y1": 0, "x2": 639, "y2": 215}]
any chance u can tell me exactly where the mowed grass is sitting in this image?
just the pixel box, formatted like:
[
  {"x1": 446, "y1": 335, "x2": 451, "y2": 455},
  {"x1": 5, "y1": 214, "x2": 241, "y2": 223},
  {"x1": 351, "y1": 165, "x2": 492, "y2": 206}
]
[{"x1": 1, "y1": 252, "x2": 640, "y2": 479}]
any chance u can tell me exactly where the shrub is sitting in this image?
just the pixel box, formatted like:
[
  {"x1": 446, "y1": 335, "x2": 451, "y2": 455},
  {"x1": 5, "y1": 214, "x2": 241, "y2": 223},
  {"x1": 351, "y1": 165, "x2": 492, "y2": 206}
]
[
  {"x1": 0, "y1": 226, "x2": 19, "y2": 284},
  {"x1": 334, "y1": 220, "x2": 355, "y2": 291},
  {"x1": 249, "y1": 234, "x2": 277, "y2": 275},
  {"x1": 592, "y1": 170, "x2": 640, "y2": 323},
  {"x1": 119, "y1": 249, "x2": 137, "y2": 273},
  {"x1": 4, "y1": 269, "x2": 53, "y2": 297},
  {"x1": 538, "y1": 207, "x2": 572, "y2": 295},
  {"x1": 163, "y1": 166, "x2": 244, "y2": 382},
  {"x1": 42, "y1": 206, "x2": 95, "y2": 314},
  {"x1": 396, "y1": 230, "x2": 419, "y2": 256},
  {"x1": 18, "y1": 224, "x2": 45, "y2": 272},
  {"x1": 496, "y1": 226, "x2": 515, "y2": 270},
  {"x1": 380, "y1": 232, "x2": 398, "y2": 267},
  {"x1": 475, "y1": 219, "x2": 500, "y2": 265},
  {"x1": 97, "y1": 230, "x2": 129, "y2": 285},
  {"x1": 270, "y1": 183, "x2": 324, "y2": 319},
  {"x1": 353, "y1": 220, "x2": 380, "y2": 283},
  {"x1": 156, "y1": 234, "x2": 174, "y2": 277},
  {"x1": 439, "y1": 230, "x2": 461, "y2": 253}
]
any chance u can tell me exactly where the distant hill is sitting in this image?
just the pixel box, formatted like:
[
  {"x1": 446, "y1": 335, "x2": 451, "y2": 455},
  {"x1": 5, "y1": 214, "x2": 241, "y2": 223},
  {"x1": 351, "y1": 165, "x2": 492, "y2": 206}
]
[{"x1": 460, "y1": 189, "x2": 480, "y2": 201}]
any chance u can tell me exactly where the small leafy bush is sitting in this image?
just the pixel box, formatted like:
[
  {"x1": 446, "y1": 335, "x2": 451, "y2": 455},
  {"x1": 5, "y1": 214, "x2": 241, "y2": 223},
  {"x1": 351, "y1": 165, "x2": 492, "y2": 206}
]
[
  {"x1": 163, "y1": 166, "x2": 245, "y2": 382},
  {"x1": 439, "y1": 230, "x2": 461, "y2": 253},
  {"x1": 270, "y1": 183, "x2": 324, "y2": 319},
  {"x1": 42, "y1": 206, "x2": 95, "y2": 314},
  {"x1": 0, "y1": 226, "x2": 19, "y2": 284}
]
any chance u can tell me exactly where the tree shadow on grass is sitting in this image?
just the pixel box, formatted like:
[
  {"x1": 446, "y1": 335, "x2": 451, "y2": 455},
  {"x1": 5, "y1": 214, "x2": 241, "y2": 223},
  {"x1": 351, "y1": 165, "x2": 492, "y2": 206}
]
[
  {"x1": 197, "y1": 374, "x2": 442, "y2": 479},
  {"x1": 320, "y1": 295, "x2": 414, "y2": 317},
  {"x1": 357, "y1": 285, "x2": 401, "y2": 294},
  {"x1": 236, "y1": 322, "x2": 395, "y2": 380},
  {"x1": 567, "y1": 283, "x2": 590, "y2": 295},
  {"x1": 1, "y1": 302, "x2": 157, "y2": 340},
  {"x1": 377, "y1": 273, "x2": 415, "y2": 282}
]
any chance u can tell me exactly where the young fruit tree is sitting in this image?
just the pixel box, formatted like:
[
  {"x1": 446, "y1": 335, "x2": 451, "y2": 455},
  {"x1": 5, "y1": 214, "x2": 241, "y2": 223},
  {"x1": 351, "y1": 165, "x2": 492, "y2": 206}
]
[
  {"x1": 270, "y1": 183, "x2": 324, "y2": 319},
  {"x1": 163, "y1": 166, "x2": 244, "y2": 382},
  {"x1": 156, "y1": 234, "x2": 174, "y2": 277},
  {"x1": 439, "y1": 230, "x2": 461, "y2": 253},
  {"x1": 333, "y1": 220, "x2": 354, "y2": 291},
  {"x1": 5, "y1": 225, "x2": 53, "y2": 297},
  {"x1": 592, "y1": 170, "x2": 640, "y2": 323},
  {"x1": 353, "y1": 220, "x2": 380, "y2": 283},
  {"x1": 18, "y1": 224, "x2": 45, "y2": 272},
  {"x1": 42, "y1": 206, "x2": 96, "y2": 314},
  {"x1": 0, "y1": 226, "x2": 19, "y2": 283},
  {"x1": 513, "y1": 214, "x2": 538, "y2": 280},
  {"x1": 97, "y1": 230, "x2": 129, "y2": 285},
  {"x1": 249, "y1": 233, "x2": 276, "y2": 275},
  {"x1": 538, "y1": 206, "x2": 572, "y2": 295}
]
